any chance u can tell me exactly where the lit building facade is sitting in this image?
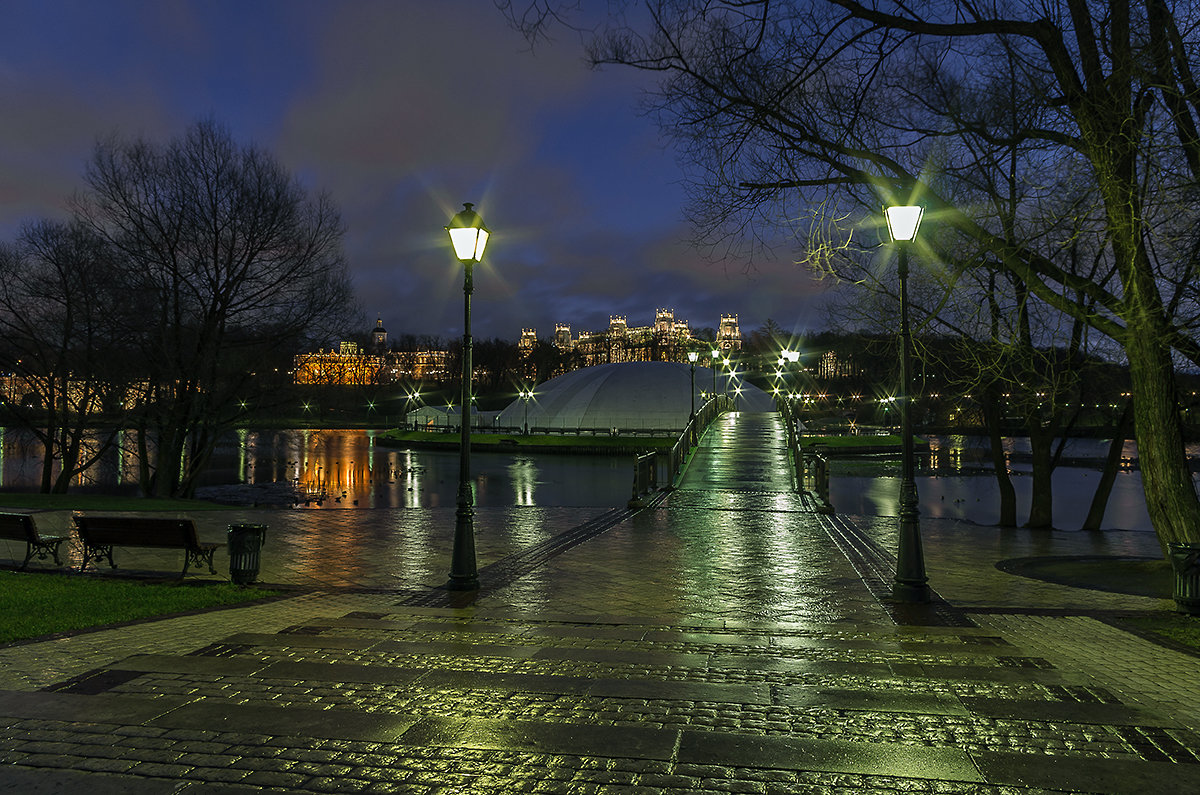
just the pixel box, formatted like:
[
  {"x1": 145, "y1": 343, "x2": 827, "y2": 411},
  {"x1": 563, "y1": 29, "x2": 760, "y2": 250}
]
[
  {"x1": 547, "y1": 309, "x2": 737, "y2": 368},
  {"x1": 293, "y1": 317, "x2": 449, "y2": 386},
  {"x1": 293, "y1": 348, "x2": 386, "y2": 385}
]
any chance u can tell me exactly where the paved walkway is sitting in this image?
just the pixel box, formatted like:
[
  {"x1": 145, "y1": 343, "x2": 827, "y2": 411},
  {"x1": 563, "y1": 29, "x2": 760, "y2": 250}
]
[{"x1": 0, "y1": 413, "x2": 1197, "y2": 793}]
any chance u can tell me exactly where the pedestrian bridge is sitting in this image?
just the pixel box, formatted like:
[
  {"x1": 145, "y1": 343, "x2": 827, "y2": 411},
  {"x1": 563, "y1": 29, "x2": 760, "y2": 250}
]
[{"x1": 667, "y1": 411, "x2": 809, "y2": 511}]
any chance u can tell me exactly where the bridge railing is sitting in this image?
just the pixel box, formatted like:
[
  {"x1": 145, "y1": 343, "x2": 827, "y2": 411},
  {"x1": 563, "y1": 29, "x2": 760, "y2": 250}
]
[
  {"x1": 629, "y1": 394, "x2": 734, "y2": 507},
  {"x1": 777, "y1": 398, "x2": 834, "y2": 513}
]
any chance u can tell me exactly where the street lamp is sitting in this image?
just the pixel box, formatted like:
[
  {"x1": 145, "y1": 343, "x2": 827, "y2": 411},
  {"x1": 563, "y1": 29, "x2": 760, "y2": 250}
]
[
  {"x1": 445, "y1": 202, "x2": 489, "y2": 591},
  {"x1": 710, "y1": 349, "x2": 719, "y2": 397},
  {"x1": 519, "y1": 388, "x2": 534, "y2": 435},
  {"x1": 885, "y1": 203, "x2": 930, "y2": 603},
  {"x1": 781, "y1": 348, "x2": 799, "y2": 426},
  {"x1": 687, "y1": 350, "x2": 699, "y2": 421}
]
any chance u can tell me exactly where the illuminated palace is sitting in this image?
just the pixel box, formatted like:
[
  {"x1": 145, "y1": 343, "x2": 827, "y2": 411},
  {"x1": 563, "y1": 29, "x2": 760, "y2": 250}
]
[
  {"x1": 294, "y1": 312, "x2": 742, "y2": 386},
  {"x1": 293, "y1": 318, "x2": 449, "y2": 385},
  {"x1": 521, "y1": 310, "x2": 742, "y2": 369}
]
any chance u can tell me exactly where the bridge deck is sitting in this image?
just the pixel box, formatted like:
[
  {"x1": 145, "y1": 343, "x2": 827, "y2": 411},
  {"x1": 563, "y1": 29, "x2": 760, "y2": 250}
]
[{"x1": 670, "y1": 411, "x2": 804, "y2": 509}]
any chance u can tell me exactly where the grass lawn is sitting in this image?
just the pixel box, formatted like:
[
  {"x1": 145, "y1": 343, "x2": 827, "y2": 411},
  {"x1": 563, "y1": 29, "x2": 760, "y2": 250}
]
[
  {"x1": 378, "y1": 430, "x2": 675, "y2": 451},
  {"x1": 800, "y1": 434, "x2": 929, "y2": 449},
  {"x1": 0, "y1": 571, "x2": 280, "y2": 644},
  {"x1": 1117, "y1": 612, "x2": 1200, "y2": 653},
  {"x1": 0, "y1": 494, "x2": 231, "y2": 512}
]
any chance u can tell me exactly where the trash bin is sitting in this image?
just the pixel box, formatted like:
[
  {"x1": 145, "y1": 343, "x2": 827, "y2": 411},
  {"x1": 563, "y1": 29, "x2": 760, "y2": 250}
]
[
  {"x1": 227, "y1": 524, "x2": 267, "y2": 585},
  {"x1": 1168, "y1": 542, "x2": 1200, "y2": 615}
]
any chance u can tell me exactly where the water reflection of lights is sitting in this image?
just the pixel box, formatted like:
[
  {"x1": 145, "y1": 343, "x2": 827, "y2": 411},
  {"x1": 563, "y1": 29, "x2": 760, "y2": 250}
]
[{"x1": 509, "y1": 458, "x2": 537, "y2": 506}]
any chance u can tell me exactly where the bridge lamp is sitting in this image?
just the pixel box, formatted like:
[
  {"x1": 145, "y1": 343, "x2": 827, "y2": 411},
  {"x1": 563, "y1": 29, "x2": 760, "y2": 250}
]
[{"x1": 687, "y1": 351, "x2": 699, "y2": 421}]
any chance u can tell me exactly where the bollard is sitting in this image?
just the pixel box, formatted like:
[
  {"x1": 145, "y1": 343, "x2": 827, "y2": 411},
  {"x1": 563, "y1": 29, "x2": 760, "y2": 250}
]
[{"x1": 227, "y1": 524, "x2": 267, "y2": 585}]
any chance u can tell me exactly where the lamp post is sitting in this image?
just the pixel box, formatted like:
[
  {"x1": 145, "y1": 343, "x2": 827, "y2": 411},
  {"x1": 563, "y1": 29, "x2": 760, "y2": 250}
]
[
  {"x1": 687, "y1": 350, "x2": 699, "y2": 421},
  {"x1": 519, "y1": 388, "x2": 533, "y2": 435},
  {"x1": 782, "y1": 348, "x2": 799, "y2": 429},
  {"x1": 710, "y1": 349, "x2": 718, "y2": 397},
  {"x1": 445, "y1": 202, "x2": 489, "y2": 591},
  {"x1": 885, "y1": 204, "x2": 930, "y2": 603}
]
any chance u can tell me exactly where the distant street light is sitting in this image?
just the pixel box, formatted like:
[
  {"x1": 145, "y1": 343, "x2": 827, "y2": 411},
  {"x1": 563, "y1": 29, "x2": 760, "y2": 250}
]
[
  {"x1": 781, "y1": 348, "x2": 799, "y2": 426},
  {"x1": 687, "y1": 350, "x2": 699, "y2": 421},
  {"x1": 445, "y1": 202, "x2": 489, "y2": 591},
  {"x1": 519, "y1": 388, "x2": 534, "y2": 435},
  {"x1": 885, "y1": 203, "x2": 930, "y2": 603},
  {"x1": 710, "y1": 349, "x2": 719, "y2": 396}
]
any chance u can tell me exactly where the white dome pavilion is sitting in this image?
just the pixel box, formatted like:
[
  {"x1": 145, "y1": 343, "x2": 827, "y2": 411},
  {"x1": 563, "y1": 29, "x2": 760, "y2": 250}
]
[{"x1": 497, "y1": 361, "x2": 774, "y2": 432}]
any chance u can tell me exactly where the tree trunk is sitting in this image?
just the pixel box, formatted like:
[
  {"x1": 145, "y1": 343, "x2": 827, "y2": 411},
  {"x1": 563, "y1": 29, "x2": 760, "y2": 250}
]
[
  {"x1": 1081, "y1": 400, "x2": 1134, "y2": 531},
  {"x1": 981, "y1": 389, "x2": 1017, "y2": 526},
  {"x1": 1125, "y1": 320, "x2": 1200, "y2": 553},
  {"x1": 38, "y1": 433, "x2": 54, "y2": 494},
  {"x1": 1026, "y1": 424, "x2": 1054, "y2": 529}
]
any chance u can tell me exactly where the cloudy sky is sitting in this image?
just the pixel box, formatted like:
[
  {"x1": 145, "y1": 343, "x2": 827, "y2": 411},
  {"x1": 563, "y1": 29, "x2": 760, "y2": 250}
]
[{"x1": 0, "y1": 0, "x2": 830, "y2": 343}]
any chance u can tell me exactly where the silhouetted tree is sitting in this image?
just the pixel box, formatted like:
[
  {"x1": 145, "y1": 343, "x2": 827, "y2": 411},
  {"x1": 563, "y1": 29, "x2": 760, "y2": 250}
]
[
  {"x1": 0, "y1": 221, "x2": 133, "y2": 492},
  {"x1": 73, "y1": 120, "x2": 355, "y2": 498}
]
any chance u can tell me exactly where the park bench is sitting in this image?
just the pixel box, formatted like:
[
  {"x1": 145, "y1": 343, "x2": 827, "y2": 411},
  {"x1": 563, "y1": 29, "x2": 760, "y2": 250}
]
[
  {"x1": 0, "y1": 512, "x2": 67, "y2": 570},
  {"x1": 72, "y1": 515, "x2": 218, "y2": 579}
]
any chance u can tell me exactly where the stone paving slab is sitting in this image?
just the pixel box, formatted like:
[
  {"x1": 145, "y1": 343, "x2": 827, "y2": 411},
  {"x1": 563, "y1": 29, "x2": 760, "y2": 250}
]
[
  {"x1": 973, "y1": 751, "x2": 1200, "y2": 794},
  {"x1": 401, "y1": 715, "x2": 679, "y2": 760},
  {"x1": 0, "y1": 691, "x2": 185, "y2": 724},
  {"x1": 775, "y1": 687, "x2": 968, "y2": 715},
  {"x1": 677, "y1": 728, "x2": 984, "y2": 781},
  {"x1": 147, "y1": 700, "x2": 418, "y2": 742},
  {"x1": 959, "y1": 697, "x2": 1181, "y2": 728}
]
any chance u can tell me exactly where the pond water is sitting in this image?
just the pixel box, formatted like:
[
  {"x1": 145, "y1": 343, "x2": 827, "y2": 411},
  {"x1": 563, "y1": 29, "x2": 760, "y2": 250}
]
[
  {"x1": 0, "y1": 427, "x2": 636, "y2": 509},
  {"x1": 826, "y1": 434, "x2": 1172, "y2": 532},
  {"x1": 0, "y1": 426, "x2": 1180, "y2": 531}
]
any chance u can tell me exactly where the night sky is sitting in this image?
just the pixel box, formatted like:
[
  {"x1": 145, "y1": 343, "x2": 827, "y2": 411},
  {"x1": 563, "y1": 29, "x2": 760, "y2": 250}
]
[{"x1": 0, "y1": 0, "x2": 829, "y2": 344}]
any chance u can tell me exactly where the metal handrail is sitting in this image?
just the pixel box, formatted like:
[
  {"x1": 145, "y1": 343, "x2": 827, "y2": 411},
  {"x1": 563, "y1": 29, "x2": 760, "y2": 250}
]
[
  {"x1": 629, "y1": 394, "x2": 733, "y2": 507},
  {"x1": 778, "y1": 397, "x2": 834, "y2": 514}
]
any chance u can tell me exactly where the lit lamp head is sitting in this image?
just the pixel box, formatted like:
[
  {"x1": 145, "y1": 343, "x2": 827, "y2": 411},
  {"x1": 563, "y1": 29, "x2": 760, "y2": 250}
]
[
  {"x1": 884, "y1": 205, "x2": 924, "y2": 243},
  {"x1": 687, "y1": 351, "x2": 699, "y2": 363},
  {"x1": 446, "y1": 202, "x2": 489, "y2": 262}
]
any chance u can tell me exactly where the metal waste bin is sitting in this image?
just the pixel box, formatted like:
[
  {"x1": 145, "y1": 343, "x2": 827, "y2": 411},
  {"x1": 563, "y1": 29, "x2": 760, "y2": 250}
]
[
  {"x1": 1168, "y1": 542, "x2": 1200, "y2": 615},
  {"x1": 227, "y1": 524, "x2": 267, "y2": 585}
]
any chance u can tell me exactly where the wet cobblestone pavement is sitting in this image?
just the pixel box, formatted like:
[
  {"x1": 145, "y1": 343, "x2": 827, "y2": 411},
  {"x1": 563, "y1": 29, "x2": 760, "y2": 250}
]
[{"x1": 1, "y1": 413, "x2": 1197, "y2": 793}]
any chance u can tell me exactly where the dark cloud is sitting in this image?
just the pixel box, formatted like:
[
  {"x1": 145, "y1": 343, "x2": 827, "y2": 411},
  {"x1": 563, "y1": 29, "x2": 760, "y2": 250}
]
[{"x1": 0, "y1": 0, "x2": 836, "y2": 346}]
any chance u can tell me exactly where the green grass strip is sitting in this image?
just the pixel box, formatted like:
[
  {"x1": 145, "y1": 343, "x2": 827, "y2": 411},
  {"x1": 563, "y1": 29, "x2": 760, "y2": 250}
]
[
  {"x1": 379, "y1": 430, "x2": 674, "y2": 450},
  {"x1": 800, "y1": 434, "x2": 928, "y2": 449},
  {"x1": 0, "y1": 571, "x2": 279, "y2": 644},
  {"x1": 1117, "y1": 613, "x2": 1200, "y2": 652},
  {"x1": 0, "y1": 494, "x2": 231, "y2": 512}
]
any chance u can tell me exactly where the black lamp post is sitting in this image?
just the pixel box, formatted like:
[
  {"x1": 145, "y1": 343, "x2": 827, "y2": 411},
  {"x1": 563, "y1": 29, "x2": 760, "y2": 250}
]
[
  {"x1": 710, "y1": 349, "x2": 718, "y2": 397},
  {"x1": 687, "y1": 350, "x2": 699, "y2": 421},
  {"x1": 445, "y1": 202, "x2": 489, "y2": 591},
  {"x1": 520, "y1": 388, "x2": 533, "y2": 435},
  {"x1": 885, "y1": 204, "x2": 931, "y2": 603},
  {"x1": 782, "y1": 348, "x2": 799, "y2": 427}
]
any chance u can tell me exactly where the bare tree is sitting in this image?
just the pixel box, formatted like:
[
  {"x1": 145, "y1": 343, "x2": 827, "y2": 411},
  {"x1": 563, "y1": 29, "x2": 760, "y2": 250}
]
[
  {"x1": 0, "y1": 221, "x2": 132, "y2": 492},
  {"x1": 73, "y1": 120, "x2": 355, "y2": 498},
  {"x1": 503, "y1": 0, "x2": 1200, "y2": 551}
]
